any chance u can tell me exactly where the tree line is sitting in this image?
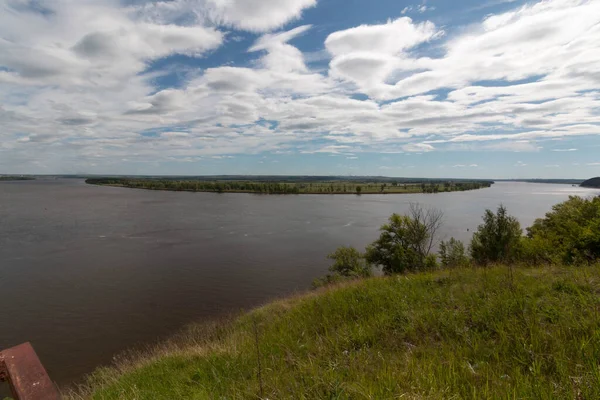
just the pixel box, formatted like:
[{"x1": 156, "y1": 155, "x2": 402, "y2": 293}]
[
  {"x1": 86, "y1": 178, "x2": 491, "y2": 195},
  {"x1": 0, "y1": 176, "x2": 35, "y2": 181},
  {"x1": 316, "y1": 195, "x2": 600, "y2": 285}
]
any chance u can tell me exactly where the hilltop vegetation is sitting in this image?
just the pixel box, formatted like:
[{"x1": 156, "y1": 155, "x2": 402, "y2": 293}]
[
  {"x1": 69, "y1": 266, "x2": 600, "y2": 400},
  {"x1": 321, "y1": 196, "x2": 600, "y2": 285},
  {"x1": 68, "y1": 195, "x2": 600, "y2": 399},
  {"x1": 581, "y1": 177, "x2": 600, "y2": 188},
  {"x1": 85, "y1": 177, "x2": 492, "y2": 194}
]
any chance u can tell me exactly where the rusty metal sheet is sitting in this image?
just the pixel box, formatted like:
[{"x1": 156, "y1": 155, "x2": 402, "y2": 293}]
[{"x1": 0, "y1": 342, "x2": 60, "y2": 400}]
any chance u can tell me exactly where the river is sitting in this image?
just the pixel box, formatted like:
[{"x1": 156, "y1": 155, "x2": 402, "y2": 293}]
[{"x1": 0, "y1": 179, "x2": 597, "y2": 386}]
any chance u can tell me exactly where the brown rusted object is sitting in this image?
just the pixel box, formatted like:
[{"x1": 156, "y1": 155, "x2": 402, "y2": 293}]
[{"x1": 0, "y1": 342, "x2": 60, "y2": 400}]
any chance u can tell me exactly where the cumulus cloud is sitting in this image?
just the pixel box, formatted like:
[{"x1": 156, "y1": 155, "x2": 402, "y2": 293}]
[
  {"x1": 389, "y1": 0, "x2": 600, "y2": 98},
  {"x1": 403, "y1": 143, "x2": 434, "y2": 152},
  {"x1": 129, "y1": 0, "x2": 317, "y2": 32},
  {"x1": 205, "y1": 0, "x2": 317, "y2": 32},
  {"x1": 1, "y1": 0, "x2": 600, "y2": 173},
  {"x1": 326, "y1": 17, "x2": 441, "y2": 94},
  {"x1": 249, "y1": 25, "x2": 312, "y2": 72},
  {"x1": 0, "y1": 1, "x2": 223, "y2": 88}
]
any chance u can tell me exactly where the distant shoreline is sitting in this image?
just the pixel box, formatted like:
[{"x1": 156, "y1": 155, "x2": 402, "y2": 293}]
[
  {"x1": 0, "y1": 176, "x2": 35, "y2": 181},
  {"x1": 580, "y1": 177, "x2": 600, "y2": 189},
  {"x1": 86, "y1": 178, "x2": 493, "y2": 195}
]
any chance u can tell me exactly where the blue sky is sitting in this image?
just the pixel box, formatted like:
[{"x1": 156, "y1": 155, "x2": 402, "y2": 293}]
[{"x1": 1, "y1": 0, "x2": 599, "y2": 178}]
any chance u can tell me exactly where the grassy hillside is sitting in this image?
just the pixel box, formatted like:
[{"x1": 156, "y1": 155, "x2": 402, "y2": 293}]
[{"x1": 69, "y1": 266, "x2": 600, "y2": 399}]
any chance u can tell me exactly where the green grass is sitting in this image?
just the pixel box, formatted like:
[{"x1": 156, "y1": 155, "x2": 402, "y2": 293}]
[{"x1": 68, "y1": 266, "x2": 600, "y2": 399}]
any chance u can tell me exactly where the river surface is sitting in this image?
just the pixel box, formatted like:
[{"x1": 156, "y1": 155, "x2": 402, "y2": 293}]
[{"x1": 0, "y1": 179, "x2": 598, "y2": 386}]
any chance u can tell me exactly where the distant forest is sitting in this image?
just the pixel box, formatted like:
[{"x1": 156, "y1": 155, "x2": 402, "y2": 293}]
[
  {"x1": 0, "y1": 176, "x2": 35, "y2": 181},
  {"x1": 86, "y1": 177, "x2": 493, "y2": 195},
  {"x1": 581, "y1": 177, "x2": 600, "y2": 188}
]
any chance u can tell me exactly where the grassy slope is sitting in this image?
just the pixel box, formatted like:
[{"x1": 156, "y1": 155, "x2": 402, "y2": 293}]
[{"x1": 70, "y1": 266, "x2": 600, "y2": 399}]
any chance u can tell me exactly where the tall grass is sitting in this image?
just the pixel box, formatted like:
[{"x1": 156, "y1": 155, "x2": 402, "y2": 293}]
[{"x1": 68, "y1": 265, "x2": 600, "y2": 399}]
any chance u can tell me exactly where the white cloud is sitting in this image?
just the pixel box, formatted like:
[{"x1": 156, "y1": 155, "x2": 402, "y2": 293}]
[
  {"x1": 204, "y1": 0, "x2": 317, "y2": 32},
  {"x1": 403, "y1": 143, "x2": 434, "y2": 152},
  {"x1": 469, "y1": 0, "x2": 519, "y2": 12},
  {"x1": 401, "y1": 2, "x2": 435, "y2": 15},
  {"x1": 326, "y1": 17, "x2": 441, "y2": 94},
  {"x1": 2, "y1": 0, "x2": 600, "y2": 173},
  {"x1": 0, "y1": 1, "x2": 223, "y2": 88},
  {"x1": 325, "y1": 18, "x2": 437, "y2": 57},
  {"x1": 130, "y1": 0, "x2": 317, "y2": 32},
  {"x1": 249, "y1": 25, "x2": 312, "y2": 72},
  {"x1": 387, "y1": 0, "x2": 600, "y2": 99}
]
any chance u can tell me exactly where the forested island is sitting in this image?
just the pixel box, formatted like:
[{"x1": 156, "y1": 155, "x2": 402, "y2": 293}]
[
  {"x1": 581, "y1": 177, "x2": 600, "y2": 188},
  {"x1": 0, "y1": 175, "x2": 35, "y2": 181},
  {"x1": 85, "y1": 177, "x2": 493, "y2": 194}
]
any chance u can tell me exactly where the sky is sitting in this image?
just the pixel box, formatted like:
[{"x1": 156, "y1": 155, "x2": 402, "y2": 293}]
[{"x1": 1, "y1": 0, "x2": 599, "y2": 178}]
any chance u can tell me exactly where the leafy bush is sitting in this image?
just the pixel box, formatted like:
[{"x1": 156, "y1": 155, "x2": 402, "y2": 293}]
[
  {"x1": 365, "y1": 204, "x2": 443, "y2": 274},
  {"x1": 327, "y1": 246, "x2": 371, "y2": 278},
  {"x1": 365, "y1": 214, "x2": 423, "y2": 274},
  {"x1": 314, "y1": 246, "x2": 371, "y2": 287},
  {"x1": 424, "y1": 254, "x2": 439, "y2": 270},
  {"x1": 439, "y1": 238, "x2": 469, "y2": 268},
  {"x1": 519, "y1": 235, "x2": 555, "y2": 265},
  {"x1": 525, "y1": 196, "x2": 600, "y2": 264},
  {"x1": 470, "y1": 205, "x2": 522, "y2": 265}
]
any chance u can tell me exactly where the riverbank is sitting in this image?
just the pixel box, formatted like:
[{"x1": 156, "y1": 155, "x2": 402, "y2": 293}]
[
  {"x1": 85, "y1": 178, "x2": 493, "y2": 195},
  {"x1": 0, "y1": 176, "x2": 35, "y2": 181},
  {"x1": 67, "y1": 265, "x2": 600, "y2": 399}
]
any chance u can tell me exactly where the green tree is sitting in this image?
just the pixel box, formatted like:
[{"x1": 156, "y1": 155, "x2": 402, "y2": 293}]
[
  {"x1": 366, "y1": 214, "x2": 422, "y2": 274},
  {"x1": 365, "y1": 204, "x2": 443, "y2": 274},
  {"x1": 470, "y1": 205, "x2": 522, "y2": 265},
  {"x1": 327, "y1": 246, "x2": 371, "y2": 278},
  {"x1": 439, "y1": 238, "x2": 469, "y2": 268},
  {"x1": 525, "y1": 196, "x2": 600, "y2": 264},
  {"x1": 356, "y1": 186, "x2": 362, "y2": 195},
  {"x1": 424, "y1": 254, "x2": 439, "y2": 270},
  {"x1": 314, "y1": 246, "x2": 371, "y2": 287}
]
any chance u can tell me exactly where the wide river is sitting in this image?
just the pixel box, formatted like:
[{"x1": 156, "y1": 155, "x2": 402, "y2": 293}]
[{"x1": 0, "y1": 179, "x2": 598, "y2": 386}]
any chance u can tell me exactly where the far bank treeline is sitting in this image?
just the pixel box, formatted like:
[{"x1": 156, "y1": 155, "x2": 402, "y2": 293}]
[
  {"x1": 85, "y1": 177, "x2": 493, "y2": 194},
  {"x1": 0, "y1": 176, "x2": 35, "y2": 181}
]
